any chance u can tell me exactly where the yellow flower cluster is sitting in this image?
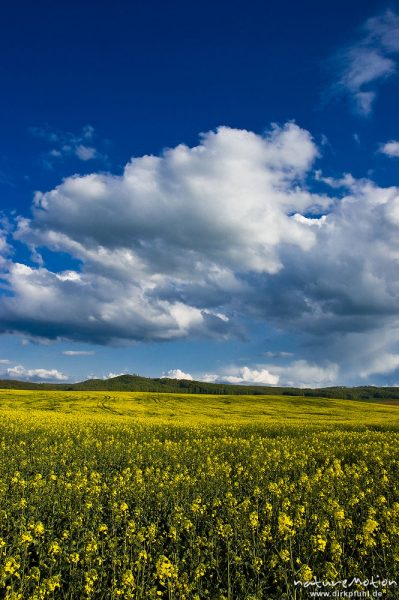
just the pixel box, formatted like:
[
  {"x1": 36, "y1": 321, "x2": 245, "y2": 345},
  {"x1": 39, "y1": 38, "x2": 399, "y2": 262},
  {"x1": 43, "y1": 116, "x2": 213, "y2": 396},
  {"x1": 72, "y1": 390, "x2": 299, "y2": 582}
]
[{"x1": 0, "y1": 394, "x2": 398, "y2": 598}]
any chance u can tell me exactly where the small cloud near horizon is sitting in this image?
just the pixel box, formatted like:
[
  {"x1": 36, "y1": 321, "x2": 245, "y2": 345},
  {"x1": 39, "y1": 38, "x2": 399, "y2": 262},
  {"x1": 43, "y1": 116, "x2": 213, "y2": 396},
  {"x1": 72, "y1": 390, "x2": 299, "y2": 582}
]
[
  {"x1": 162, "y1": 369, "x2": 193, "y2": 381},
  {"x1": 104, "y1": 372, "x2": 127, "y2": 379},
  {"x1": 3, "y1": 364, "x2": 68, "y2": 381},
  {"x1": 62, "y1": 350, "x2": 96, "y2": 356}
]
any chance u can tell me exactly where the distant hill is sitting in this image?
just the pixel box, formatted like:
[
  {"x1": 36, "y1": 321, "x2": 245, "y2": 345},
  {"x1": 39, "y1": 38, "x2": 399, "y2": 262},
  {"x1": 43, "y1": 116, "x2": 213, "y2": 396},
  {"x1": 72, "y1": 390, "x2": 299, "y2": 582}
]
[{"x1": 1, "y1": 373, "x2": 399, "y2": 401}]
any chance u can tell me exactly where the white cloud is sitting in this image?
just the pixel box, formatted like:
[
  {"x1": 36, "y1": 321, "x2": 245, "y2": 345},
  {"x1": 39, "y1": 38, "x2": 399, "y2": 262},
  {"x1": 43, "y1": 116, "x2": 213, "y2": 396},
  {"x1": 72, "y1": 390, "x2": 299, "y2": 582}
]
[
  {"x1": 75, "y1": 145, "x2": 98, "y2": 161},
  {"x1": 3, "y1": 122, "x2": 399, "y2": 383},
  {"x1": 222, "y1": 366, "x2": 279, "y2": 386},
  {"x1": 333, "y1": 10, "x2": 399, "y2": 115},
  {"x1": 314, "y1": 171, "x2": 356, "y2": 189},
  {"x1": 0, "y1": 359, "x2": 10, "y2": 364},
  {"x1": 3, "y1": 123, "x2": 328, "y2": 345},
  {"x1": 366, "y1": 10, "x2": 399, "y2": 52},
  {"x1": 271, "y1": 360, "x2": 339, "y2": 388},
  {"x1": 104, "y1": 372, "x2": 126, "y2": 379},
  {"x1": 292, "y1": 213, "x2": 327, "y2": 227},
  {"x1": 379, "y1": 140, "x2": 399, "y2": 157},
  {"x1": 0, "y1": 235, "x2": 10, "y2": 255},
  {"x1": 23, "y1": 122, "x2": 322, "y2": 274},
  {"x1": 30, "y1": 125, "x2": 104, "y2": 166},
  {"x1": 62, "y1": 350, "x2": 95, "y2": 356},
  {"x1": 162, "y1": 369, "x2": 193, "y2": 380},
  {"x1": 350, "y1": 50, "x2": 394, "y2": 88},
  {"x1": 0, "y1": 226, "x2": 13, "y2": 269},
  {"x1": 358, "y1": 352, "x2": 399, "y2": 378},
  {"x1": 201, "y1": 360, "x2": 337, "y2": 388},
  {"x1": 5, "y1": 364, "x2": 68, "y2": 381}
]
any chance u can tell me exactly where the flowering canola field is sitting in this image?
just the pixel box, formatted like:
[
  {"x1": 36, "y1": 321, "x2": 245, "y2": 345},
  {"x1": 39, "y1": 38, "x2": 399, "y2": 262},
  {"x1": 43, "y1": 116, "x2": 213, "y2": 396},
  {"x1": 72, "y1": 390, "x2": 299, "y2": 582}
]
[{"x1": 0, "y1": 390, "x2": 399, "y2": 599}]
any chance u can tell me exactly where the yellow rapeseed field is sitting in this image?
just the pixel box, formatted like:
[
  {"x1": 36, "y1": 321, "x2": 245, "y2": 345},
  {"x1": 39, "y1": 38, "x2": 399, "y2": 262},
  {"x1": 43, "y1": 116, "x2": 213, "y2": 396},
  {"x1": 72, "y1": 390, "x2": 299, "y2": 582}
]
[{"x1": 0, "y1": 390, "x2": 399, "y2": 599}]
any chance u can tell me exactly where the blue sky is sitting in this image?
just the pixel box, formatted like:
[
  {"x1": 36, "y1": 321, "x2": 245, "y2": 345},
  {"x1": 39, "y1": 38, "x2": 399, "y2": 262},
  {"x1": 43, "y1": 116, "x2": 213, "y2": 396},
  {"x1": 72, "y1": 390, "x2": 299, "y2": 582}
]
[{"x1": 1, "y1": 0, "x2": 399, "y2": 386}]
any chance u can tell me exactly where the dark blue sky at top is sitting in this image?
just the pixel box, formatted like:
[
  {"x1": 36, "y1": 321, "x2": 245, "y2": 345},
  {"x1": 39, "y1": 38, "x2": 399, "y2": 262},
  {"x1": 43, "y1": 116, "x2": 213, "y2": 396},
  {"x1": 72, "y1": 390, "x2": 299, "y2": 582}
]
[
  {"x1": 1, "y1": 0, "x2": 397, "y2": 216},
  {"x1": 1, "y1": 0, "x2": 399, "y2": 385}
]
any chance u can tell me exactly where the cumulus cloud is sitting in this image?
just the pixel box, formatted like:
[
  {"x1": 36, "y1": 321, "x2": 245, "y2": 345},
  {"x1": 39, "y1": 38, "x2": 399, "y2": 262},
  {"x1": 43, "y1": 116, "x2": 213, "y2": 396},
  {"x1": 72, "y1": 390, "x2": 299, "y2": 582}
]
[
  {"x1": 333, "y1": 10, "x2": 399, "y2": 115},
  {"x1": 379, "y1": 140, "x2": 399, "y2": 157},
  {"x1": 162, "y1": 369, "x2": 193, "y2": 380},
  {"x1": 271, "y1": 360, "x2": 339, "y2": 388},
  {"x1": 2, "y1": 122, "x2": 399, "y2": 383},
  {"x1": 219, "y1": 366, "x2": 279, "y2": 386},
  {"x1": 3, "y1": 123, "x2": 327, "y2": 345},
  {"x1": 202, "y1": 360, "x2": 338, "y2": 388},
  {"x1": 358, "y1": 352, "x2": 399, "y2": 379},
  {"x1": 5, "y1": 364, "x2": 68, "y2": 381},
  {"x1": 247, "y1": 176, "x2": 399, "y2": 381}
]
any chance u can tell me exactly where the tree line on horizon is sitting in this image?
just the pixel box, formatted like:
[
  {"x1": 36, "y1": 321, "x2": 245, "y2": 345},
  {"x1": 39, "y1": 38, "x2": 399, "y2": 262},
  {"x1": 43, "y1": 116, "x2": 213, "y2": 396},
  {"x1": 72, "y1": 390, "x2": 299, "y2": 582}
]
[{"x1": 1, "y1": 373, "x2": 399, "y2": 400}]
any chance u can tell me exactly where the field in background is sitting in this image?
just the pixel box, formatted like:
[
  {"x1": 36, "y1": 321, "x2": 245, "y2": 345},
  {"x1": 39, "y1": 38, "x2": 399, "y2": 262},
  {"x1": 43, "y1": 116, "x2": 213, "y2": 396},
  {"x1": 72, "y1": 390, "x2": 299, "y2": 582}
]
[
  {"x1": 0, "y1": 390, "x2": 399, "y2": 599},
  {"x1": 0, "y1": 388, "x2": 398, "y2": 426}
]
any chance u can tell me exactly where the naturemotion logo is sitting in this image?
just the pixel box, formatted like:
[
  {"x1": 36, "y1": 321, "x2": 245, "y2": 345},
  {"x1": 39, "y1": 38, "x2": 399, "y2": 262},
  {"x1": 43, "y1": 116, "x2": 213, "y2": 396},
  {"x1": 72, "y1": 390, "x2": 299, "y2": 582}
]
[{"x1": 294, "y1": 576, "x2": 398, "y2": 598}]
